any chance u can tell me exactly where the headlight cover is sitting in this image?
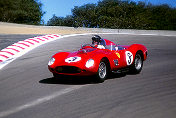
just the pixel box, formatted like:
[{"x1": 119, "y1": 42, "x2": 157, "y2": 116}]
[
  {"x1": 86, "y1": 59, "x2": 94, "y2": 68},
  {"x1": 48, "y1": 57, "x2": 55, "y2": 66}
]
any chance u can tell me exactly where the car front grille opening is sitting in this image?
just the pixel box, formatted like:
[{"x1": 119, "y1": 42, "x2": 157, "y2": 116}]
[{"x1": 55, "y1": 66, "x2": 82, "y2": 74}]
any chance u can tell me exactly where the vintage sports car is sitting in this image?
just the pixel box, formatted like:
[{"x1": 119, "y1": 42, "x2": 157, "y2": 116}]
[{"x1": 48, "y1": 35, "x2": 147, "y2": 82}]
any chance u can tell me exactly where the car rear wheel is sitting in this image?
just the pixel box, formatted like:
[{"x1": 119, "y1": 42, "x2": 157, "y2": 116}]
[
  {"x1": 130, "y1": 53, "x2": 143, "y2": 74},
  {"x1": 96, "y1": 61, "x2": 108, "y2": 82}
]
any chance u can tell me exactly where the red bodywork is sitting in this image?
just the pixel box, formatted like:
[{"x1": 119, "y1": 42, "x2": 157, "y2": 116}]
[{"x1": 48, "y1": 39, "x2": 147, "y2": 76}]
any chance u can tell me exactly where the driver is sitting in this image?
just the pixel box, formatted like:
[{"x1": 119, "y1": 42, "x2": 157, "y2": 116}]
[{"x1": 92, "y1": 35, "x2": 105, "y2": 49}]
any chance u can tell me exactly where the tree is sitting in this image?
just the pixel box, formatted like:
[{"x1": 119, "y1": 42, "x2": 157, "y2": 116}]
[
  {"x1": 0, "y1": 0, "x2": 45, "y2": 25},
  {"x1": 72, "y1": 4, "x2": 97, "y2": 27},
  {"x1": 47, "y1": 15, "x2": 65, "y2": 26},
  {"x1": 47, "y1": 0, "x2": 176, "y2": 30},
  {"x1": 64, "y1": 15, "x2": 74, "y2": 27}
]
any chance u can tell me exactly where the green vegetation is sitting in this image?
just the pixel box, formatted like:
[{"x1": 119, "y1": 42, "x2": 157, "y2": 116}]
[
  {"x1": 0, "y1": 0, "x2": 175, "y2": 30},
  {"x1": 0, "y1": 0, "x2": 45, "y2": 25},
  {"x1": 47, "y1": 0, "x2": 176, "y2": 30}
]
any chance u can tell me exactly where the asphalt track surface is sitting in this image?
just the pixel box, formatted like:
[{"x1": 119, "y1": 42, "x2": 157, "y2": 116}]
[
  {"x1": 0, "y1": 34, "x2": 176, "y2": 118},
  {"x1": 0, "y1": 34, "x2": 41, "y2": 50}
]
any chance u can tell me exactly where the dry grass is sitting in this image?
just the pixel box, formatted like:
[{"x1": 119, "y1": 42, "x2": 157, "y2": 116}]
[{"x1": 0, "y1": 22, "x2": 90, "y2": 35}]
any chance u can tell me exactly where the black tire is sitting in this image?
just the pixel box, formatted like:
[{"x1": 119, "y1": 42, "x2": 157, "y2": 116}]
[
  {"x1": 129, "y1": 53, "x2": 143, "y2": 74},
  {"x1": 96, "y1": 61, "x2": 108, "y2": 83}
]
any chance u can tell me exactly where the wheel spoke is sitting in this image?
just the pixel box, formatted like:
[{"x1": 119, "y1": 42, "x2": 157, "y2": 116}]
[{"x1": 99, "y1": 62, "x2": 106, "y2": 79}]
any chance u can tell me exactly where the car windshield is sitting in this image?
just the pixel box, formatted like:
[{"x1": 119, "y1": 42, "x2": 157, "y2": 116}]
[
  {"x1": 105, "y1": 45, "x2": 125, "y2": 51},
  {"x1": 105, "y1": 45, "x2": 116, "y2": 50}
]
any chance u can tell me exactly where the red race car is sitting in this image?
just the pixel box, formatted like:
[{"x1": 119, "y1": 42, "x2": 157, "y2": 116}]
[{"x1": 48, "y1": 35, "x2": 147, "y2": 82}]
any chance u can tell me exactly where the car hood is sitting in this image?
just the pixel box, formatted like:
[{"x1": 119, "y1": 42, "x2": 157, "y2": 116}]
[
  {"x1": 52, "y1": 48, "x2": 97, "y2": 67},
  {"x1": 70, "y1": 48, "x2": 96, "y2": 56},
  {"x1": 65, "y1": 48, "x2": 96, "y2": 61}
]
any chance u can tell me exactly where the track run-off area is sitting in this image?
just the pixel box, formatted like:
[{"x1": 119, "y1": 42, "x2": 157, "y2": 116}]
[{"x1": 0, "y1": 33, "x2": 176, "y2": 118}]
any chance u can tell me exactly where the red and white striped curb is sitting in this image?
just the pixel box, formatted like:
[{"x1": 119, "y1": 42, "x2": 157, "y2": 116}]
[{"x1": 0, "y1": 34, "x2": 61, "y2": 69}]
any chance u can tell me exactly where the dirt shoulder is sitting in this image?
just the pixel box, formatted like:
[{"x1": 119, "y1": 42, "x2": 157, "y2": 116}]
[
  {"x1": 0, "y1": 22, "x2": 90, "y2": 35},
  {"x1": 1, "y1": 22, "x2": 176, "y2": 36}
]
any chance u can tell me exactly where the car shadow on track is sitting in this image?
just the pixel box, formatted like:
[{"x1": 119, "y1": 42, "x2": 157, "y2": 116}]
[
  {"x1": 39, "y1": 73, "x2": 127, "y2": 85},
  {"x1": 39, "y1": 76, "x2": 97, "y2": 85}
]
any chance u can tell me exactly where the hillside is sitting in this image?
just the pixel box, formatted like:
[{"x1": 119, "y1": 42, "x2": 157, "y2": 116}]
[{"x1": 0, "y1": 22, "x2": 89, "y2": 34}]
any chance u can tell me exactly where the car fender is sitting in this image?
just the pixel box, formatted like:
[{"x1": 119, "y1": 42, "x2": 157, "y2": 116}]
[
  {"x1": 128, "y1": 44, "x2": 148, "y2": 61},
  {"x1": 50, "y1": 52, "x2": 70, "y2": 68},
  {"x1": 86, "y1": 53, "x2": 105, "y2": 72}
]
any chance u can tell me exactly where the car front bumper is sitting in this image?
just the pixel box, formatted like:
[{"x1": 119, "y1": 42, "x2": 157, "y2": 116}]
[{"x1": 48, "y1": 65, "x2": 97, "y2": 76}]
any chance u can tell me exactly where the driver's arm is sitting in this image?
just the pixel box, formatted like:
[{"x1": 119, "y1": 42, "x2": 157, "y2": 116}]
[{"x1": 97, "y1": 45, "x2": 105, "y2": 49}]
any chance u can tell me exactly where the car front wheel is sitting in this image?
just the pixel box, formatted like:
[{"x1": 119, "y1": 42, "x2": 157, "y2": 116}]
[{"x1": 96, "y1": 61, "x2": 108, "y2": 82}]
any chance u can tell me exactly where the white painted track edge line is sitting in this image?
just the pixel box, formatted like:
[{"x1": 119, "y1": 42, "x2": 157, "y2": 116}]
[{"x1": 62, "y1": 32, "x2": 176, "y2": 38}]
